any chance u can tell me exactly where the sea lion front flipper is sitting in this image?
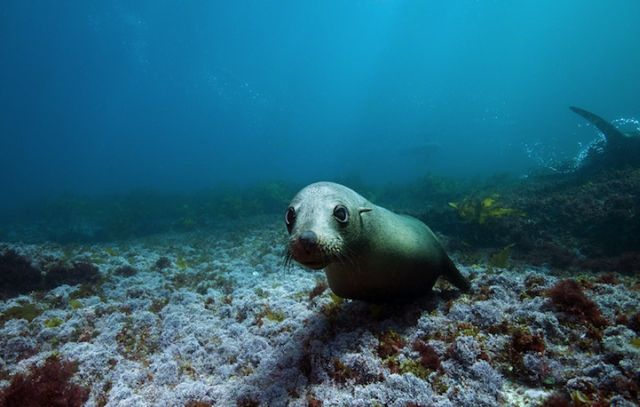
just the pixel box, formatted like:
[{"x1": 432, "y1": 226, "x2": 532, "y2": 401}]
[
  {"x1": 570, "y1": 106, "x2": 626, "y2": 145},
  {"x1": 442, "y1": 256, "x2": 471, "y2": 292}
]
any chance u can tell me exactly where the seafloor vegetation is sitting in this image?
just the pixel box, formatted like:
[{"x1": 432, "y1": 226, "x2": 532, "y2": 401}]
[{"x1": 0, "y1": 167, "x2": 639, "y2": 406}]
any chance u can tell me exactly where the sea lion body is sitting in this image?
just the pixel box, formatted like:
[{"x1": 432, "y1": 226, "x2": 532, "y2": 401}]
[{"x1": 285, "y1": 182, "x2": 469, "y2": 301}]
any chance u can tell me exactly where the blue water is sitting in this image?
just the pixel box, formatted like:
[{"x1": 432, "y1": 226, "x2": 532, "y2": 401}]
[
  {"x1": 1, "y1": 5, "x2": 640, "y2": 405},
  {"x1": 2, "y1": 1, "x2": 640, "y2": 210}
]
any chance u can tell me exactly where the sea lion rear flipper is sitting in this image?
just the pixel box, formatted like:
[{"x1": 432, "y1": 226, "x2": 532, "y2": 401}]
[
  {"x1": 443, "y1": 257, "x2": 471, "y2": 292},
  {"x1": 570, "y1": 106, "x2": 626, "y2": 145}
]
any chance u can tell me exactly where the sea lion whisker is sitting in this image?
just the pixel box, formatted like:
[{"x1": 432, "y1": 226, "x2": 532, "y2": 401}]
[
  {"x1": 336, "y1": 253, "x2": 349, "y2": 268},
  {"x1": 281, "y1": 249, "x2": 293, "y2": 269},
  {"x1": 341, "y1": 247, "x2": 357, "y2": 268},
  {"x1": 337, "y1": 250, "x2": 357, "y2": 270},
  {"x1": 344, "y1": 255, "x2": 356, "y2": 270}
]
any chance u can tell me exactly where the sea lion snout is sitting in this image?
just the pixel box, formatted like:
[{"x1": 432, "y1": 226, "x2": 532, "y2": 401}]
[
  {"x1": 290, "y1": 229, "x2": 319, "y2": 256},
  {"x1": 298, "y1": 230, "x2": 318, "y2": 251},
  {"x1": 289, "y1": 229, "x2": 328, "y2": 269}
]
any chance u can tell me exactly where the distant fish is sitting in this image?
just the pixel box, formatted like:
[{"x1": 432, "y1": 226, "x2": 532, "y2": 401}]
[{"x1": 570, "y1": 106, "x2": 640, "y2": 171}]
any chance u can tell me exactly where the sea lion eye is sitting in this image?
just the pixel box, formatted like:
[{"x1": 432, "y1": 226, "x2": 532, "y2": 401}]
[
  {"x1": 333, "y1": 205, "x2": 349, "y2": 224},
  {"x1": 285, "y1": 207, "x2": 296, "y2": 228}
]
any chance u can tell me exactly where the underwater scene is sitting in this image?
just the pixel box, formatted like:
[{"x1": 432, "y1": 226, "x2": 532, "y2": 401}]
[{"x1": 1, "y1": 1, "x2": 639, "y2": 406}]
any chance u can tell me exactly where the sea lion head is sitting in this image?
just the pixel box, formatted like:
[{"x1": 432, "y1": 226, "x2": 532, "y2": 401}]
[{"x1": 285, "y1": 182, "x2": 372, "y2": 270}]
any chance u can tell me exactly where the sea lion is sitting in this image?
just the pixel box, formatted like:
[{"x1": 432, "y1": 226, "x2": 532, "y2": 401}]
[
  {"x1": 284, "y1": 182, "x2": 470, "y2": 301},
  {"x1": 570, "y1": 106, "x2": 640, "y2": 172}
]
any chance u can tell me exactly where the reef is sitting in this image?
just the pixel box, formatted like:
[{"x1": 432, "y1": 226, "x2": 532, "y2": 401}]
[
  {"x1": 0, "y1": 214, "x2": 637, "y2": 406},
  {"x1": 0, "y1": 155, "x2": 638, "y2": 406},
  {"x1": 390, "y1": 167, "x2": 640, "y2": 274}
]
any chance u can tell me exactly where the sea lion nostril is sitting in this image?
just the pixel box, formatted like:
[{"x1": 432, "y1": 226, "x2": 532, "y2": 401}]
[{"x1": 299, "y1": 230, "x2": 318, "y2": 250}]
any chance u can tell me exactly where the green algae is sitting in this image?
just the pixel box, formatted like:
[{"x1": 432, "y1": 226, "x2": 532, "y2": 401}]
[
  {"x1": 398, "y1": 359, "x2": 431, "y2": 380},
  {"x1": 329, "y1": 292, "x2": 343, "y2": 306},
  {"x1": 176, "y1": 256, "x2": 188, "y2": 270},
  {"x1": 376, "y1": 330, "x2": 405, "y2": 359},
  {"x1": 254, "y1": 288, "x2": 268, "y2": 298},
  {"x1": 115, "y1": 317, "x2": 159, "y2": 360},
  {"x1": 321, "y1": 292, "x2": 345, "y2": 319},
  {"x1": 44, "y1": 317, "x2": 63, "y2": 328},
  {"x1": 149, "y1": 298, "x2": 169, "y2": 314},
  {"x1": 69, "y1": 299, "x2": 83, "y2": 310},
  {"x1": 2, "y1": 303, "x2": 42, "y2": 322},
  {"x1": 256, "y1": 305, "x2": 286, "y2": 324},
  {"x1": 264, "y1": 308, "x2": 286, "y2": 323},
  {"x1": 69, "y1": 282, "x2": 103, "y2": 300},
  {"x1": 449, "y1": 194, "x2": 524, "y2": 224},
  {"x1": 488, "y1": 243, "x2": 515, "y2": 269}
]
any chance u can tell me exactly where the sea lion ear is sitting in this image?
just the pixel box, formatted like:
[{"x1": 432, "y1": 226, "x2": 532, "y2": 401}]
[{"x1": 358, "y1": 207, "x2": 373, "y2": 214}]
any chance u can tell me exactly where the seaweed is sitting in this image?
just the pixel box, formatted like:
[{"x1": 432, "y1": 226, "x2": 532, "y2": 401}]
[
  {"x1": 449, "y1": 194, "x2": 524, "y2": 224},
  {"x1": 321, "y1": 293, "x2": 344, "y2": 319},
  {"x1": 511, "y1": 329, "x2": 545, "y2": 354},
  {"x1": 154, "y1": 256, "x2": 172, "y2": 270},
  {"x1": 0, "y1": 250, "x2": 42, "y2": 298},
  {"x1": 113, "y1": 265, "x2": 137, "y2": 277},
  {"x1": 44, "y1": 261, "x2": 101, "y2": 289},
  {"x1": 306, "y1": 395, "x2": 323, "y2": 407},
  {"x1": 540, "y1": 392, "x2": 571, "y2": 407},
  {"x1": 115, "y1": 317, "x2": 159, "y2": 361},
  {"x1": 236, "y1": 396, "x2": 260, "y2": 407},
  {"x1": 488, "y1": 243, "x2": 516, "y2": 269},
  {"x1": 185, "y1": 402, "x2": 213, "y2": 407},
  {"x1": 627, "y1": 311, "x2": 640, "y2": 334},
  {"x1": 329, "y1": 359, "x2": 356, "y2": 384},
  {"x1": 308, "y1": 281, "x2": 328, "y2": 300},
  {"x1": 1, "y1": 303, "x2": 43, "y2": 324},
  {"x1": 68, "y1": 283, "x2": 102, "y2": 301},
  {"x1": 255, "y1": 305, "x2": 286, "y2": 326},
  {"x1": 397, "y1": 359, "x2": 431, "y2": 380},
  {"x1": 149, "y1": 298, "x2": 169, "y2": 314},
  {"x1": 412, "y1": 339, "x2": 441, "y2": 371},
  {"x1": 548, "y1": 279, "x2": 607, "y2": 328},
  {"x1": 0, "y1": 355, "x2": 89, "y2": 407},
  {"x1": 376, "y1": 330, "x2": 405, "y2": 359},
  {"x1": 176, "y1": 256, "x2": 188, "y2": 270},
  {"x1": 44, "y1": 317, "x2": 63, "y2": 328}
]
